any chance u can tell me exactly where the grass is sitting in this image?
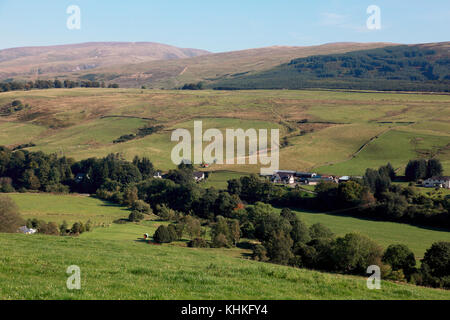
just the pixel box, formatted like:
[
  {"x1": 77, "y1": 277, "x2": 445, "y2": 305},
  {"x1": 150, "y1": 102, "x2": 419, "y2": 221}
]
[
  {"x1": 292, "y1": 208, "x2": 450, "y2": 259},
  {"x1": 201, "y1": 171, "x2": 249, "y2": 189},
  {"x1": 0, "y1": 88, "x2": 448, "y2": 175},
  {"x1": 9, "y1": 193, "x2": 130, "y2": 225},
  {"x1": 1, "y1": 233, "x2": 449, "y2": 300}
]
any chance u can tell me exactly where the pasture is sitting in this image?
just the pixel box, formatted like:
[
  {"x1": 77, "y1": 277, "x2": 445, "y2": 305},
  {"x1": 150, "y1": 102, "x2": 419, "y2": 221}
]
[
  {"x1": 8, "y1": 193, "x2": 130, "y2": 225},
  {"x1": 1, "y1": 233, "x2": 449, "y2": 300},
  {"x1": 0, "y1": 88, "x2": 448, "y2": 176}
]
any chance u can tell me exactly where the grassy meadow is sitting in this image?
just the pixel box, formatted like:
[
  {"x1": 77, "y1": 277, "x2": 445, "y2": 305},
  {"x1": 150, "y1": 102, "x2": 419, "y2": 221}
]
[
  {"x1": 0, "y1": 88, "x2": 448, "y2": 176},
  {"x1": 8, "y1": 193, "x2": 130, "y2": 225},
  {"x1": 1, "y1": 233, "x2": 450, "y2": 300}
]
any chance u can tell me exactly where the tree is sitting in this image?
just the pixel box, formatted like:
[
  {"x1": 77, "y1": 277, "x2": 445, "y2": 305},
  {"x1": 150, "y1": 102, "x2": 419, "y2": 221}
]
[
  {"x1": 264, "y1": 231, "x2": 294, "y2": 265},
  {"x1": 420, "y1": 242, "x2": 450, "y2": 288},
  {"x1": 426, "y1": 159, "x2": 443, "y2": 178},
  {"x1": 0, "y1": 195, "x2": 24, "y2": 233},
  {"x1": 382, "y1": 244, "x2": 416, "y2": 278},
  {"x1": 309, "y1": 223, "x2": 334, "y2": 240},
  {"x1": 405, "y1": 159, "x2": 427, "y2": 181},
  {"x1": 289, "y1": 217, "x2": 311, "y2": 245},
  {"x1": 331, "y1": 233, "x2": 383, "y2": 275},
  {"x1": 252, "y1": 244, "x2": 268, "y2": 262},
  {"x1": 153, "y1": 225, "x2": 173, "y2": 243},
  {"x1": 129, "y1": 210, "x2": 144, "y2": 222},
  {"x1": 211, "y1": 216, "x2": 231, "y2": 248},
  {"x1": 181, "y1": 215, "x2": 201, "y2": 239},
  {"x1": 60, "y1": 220, "x2": 69, "y2": 236}
]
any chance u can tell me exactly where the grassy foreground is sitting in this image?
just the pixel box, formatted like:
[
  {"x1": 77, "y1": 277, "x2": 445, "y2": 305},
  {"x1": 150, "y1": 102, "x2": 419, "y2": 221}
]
[
  {"x1": 8, "y1": 193, "x2": 130, "y2": 225},
  {"x1": 1, "y1": 233, "x2": 449, "y2": 300}
]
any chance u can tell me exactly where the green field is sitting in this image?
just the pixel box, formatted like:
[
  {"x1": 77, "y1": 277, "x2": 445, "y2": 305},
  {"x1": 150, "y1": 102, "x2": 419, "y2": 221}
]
[
  {"x1": 0, "y1": 88, "x2": 448, "y2": 176},
  {"x1": 9, "y1": 193, "x2": 130, "y2": 225},
  {"x1": 292, "y1": 209, "x2": 450, "y2": 259},
  {"x1": 1, "y1": 233, "x2": 449, "y2": 300}
]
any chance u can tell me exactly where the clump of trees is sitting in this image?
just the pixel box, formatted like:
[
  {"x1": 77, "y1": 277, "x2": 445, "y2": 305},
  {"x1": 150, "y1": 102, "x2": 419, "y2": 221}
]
[
  {"x1": 181, "y1": 82, "x2": 203, "y2": 90},
  {"x1": 0, "y1": 80, "x2": 119, "y2": 93},
  {"x1": 405, "y1": 159, "x2": 443, "y2": 181}
]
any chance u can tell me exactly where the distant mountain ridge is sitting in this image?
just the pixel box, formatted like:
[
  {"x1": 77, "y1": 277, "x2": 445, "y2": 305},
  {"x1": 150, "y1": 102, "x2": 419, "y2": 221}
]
[
  {"x1": 0, "y1": 42, "x2": 210, "y2": 80},
  {"x1": 209, "y1": 42, "x2": 450, "y2": 92}
]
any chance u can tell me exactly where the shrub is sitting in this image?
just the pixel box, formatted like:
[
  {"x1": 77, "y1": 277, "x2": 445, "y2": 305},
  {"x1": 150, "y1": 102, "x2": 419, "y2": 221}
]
[
  {"x1": 264, "y1": 231, "x2": 294, "y2": 265},
  {"x1": 382, "y1": 244, "x2": 416, "y2": 277},
  {"x1": 212, "y1": 233, "x2": 230, "y2": 248},
  {"x1": 309, "y1": 223, "x2": 334, "y2": 240},
  {"x1": 188, "y1": 238, "x2": 209, "y2": 248},
  {"x1": 39, "y1": 222, "x2": 60, "y2": 235},
  {"x1": 420, "y1": 242, "x2": 450, "y2": 288},
  {"x1": 0, "y1": 195, "x2": 24, "y2": 233},
  {"x1": 167, "y1": 224, "x2": 179, "y2": 241},
  {"x1": 252, "y1": 244, "x2": 268, "y2": 262},
  {"x1": 153, "y1": 225, "x2": 173, "y2": 243},
  {"x1": 156, "y1": 204, "x2": 176, "y2": 221},
  {"x1": 331, "y1": 233, "x2": 383, "y2": 275},
  {"x1": 131, "y1": 200, "x2": 152, "y2": 214},
  {"x1": 129, "y1": 210, "x2": 144, "y2": 222},
  {"x1": 44, "y1": 183, "x2": 70, "y2": 194}
]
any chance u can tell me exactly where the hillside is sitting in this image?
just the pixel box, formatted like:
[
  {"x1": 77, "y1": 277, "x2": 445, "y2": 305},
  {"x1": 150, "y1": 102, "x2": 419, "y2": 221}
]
[
  {"x1": 1, "y1": 233, "x2": 449, "y2": 299},
  {"x1": 53, "y1": 42, "x2": 394, "y2": 88},
  {"x1": 0, "y1": 42, "x2": 210, "y2": 81},
  {"x1": 0, "y1": 88, "x2": 448, "y2": 175},
  {"x1": 210, "y1": 42, "x2": 450, "y2": 92}
]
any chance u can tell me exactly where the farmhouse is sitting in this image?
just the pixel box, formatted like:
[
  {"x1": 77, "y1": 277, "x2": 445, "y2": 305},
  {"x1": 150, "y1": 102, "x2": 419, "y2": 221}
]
[
  {"x1": 422, "y1": 176, "x2": 450, "y2": 189},
  {"x1": 18, "y1": 226, "x2": 37, "y2": 235},
  {"x1": 271, "y1": 171, "x2": 295, "y2": 184},
  {"x1": 193, "y1": 171, "x2": 205, "y2": 182},
  {"x1": 153, "y1": 171, "x2": 163, "y2": 179}
]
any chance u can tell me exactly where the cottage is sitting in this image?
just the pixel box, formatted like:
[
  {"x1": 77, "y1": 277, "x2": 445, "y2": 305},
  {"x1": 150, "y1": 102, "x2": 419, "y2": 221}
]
[
  {"x1": 153, "y1": 171, "x2": 163, "y2": 179},
  {"x1": 193, "y1": 171, "x2": 205, "y2": 182},
  {"x1": 422, "y1": 176, "x2": 450, "y2": 189},
  {"x1": 271, "y1": 171, "x2": 295, "y2": 185},
  {"x1": 18, "y1": 226, "x2": 37, "y2": 235}
]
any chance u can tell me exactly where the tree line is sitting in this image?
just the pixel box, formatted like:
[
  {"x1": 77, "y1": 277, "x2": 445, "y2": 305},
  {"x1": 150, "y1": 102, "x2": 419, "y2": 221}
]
[{"x1": 0, "y1": 79, "x2": 119, "y2": 92}]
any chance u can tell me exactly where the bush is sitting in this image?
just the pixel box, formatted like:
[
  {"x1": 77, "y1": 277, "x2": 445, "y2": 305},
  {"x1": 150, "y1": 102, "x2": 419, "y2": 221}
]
[
  {"x1": 309, "y1": 223, "x2": 334, "y2": 240},
  {"x1": 0, "y1": 195, "x2": 24, "y2": 233},
  {"x1": 131, "y1": 200, "x2": 152, "y2": 214},
  {"x1": 188, "y1": 238, "x2": 209, "y2": 248},
  {"x1": 129, "y1": 210, "x2": 144, "y2": 222},
  {"x1": 331, "y1": 233, "x2": 383, "y2": 275},
  {"x1": 156, "y1": 204, "x2": 177, "y2": 221},
  {"x1": 264, "y1": 231, "x2": 294, "y2": 265},
  {"x1": 212, "y1": 233, "x2": 230, "y2": 248},
  {"x1": 420, "y1": 242, "x2": 450, "y2": 288},
  {"x1": 38, "y1": 222, "x2": 60, "y2": 235},
  {"x1": 153, "y1": 225, "x2": 173, "y2": 243},
  {"x1": 44, "y1": 183, "x2": 70, "y2": 194},
  {"x1": 252, "y1": 244, "x2": 268, "y2": 262},
  {"x1": 382, "y1": 244, "x2": 416, "y2": 277}
]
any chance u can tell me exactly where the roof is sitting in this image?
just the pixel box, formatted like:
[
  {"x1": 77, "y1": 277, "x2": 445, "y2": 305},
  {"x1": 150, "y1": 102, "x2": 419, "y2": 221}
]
[
  {"x1": 193, "y1": 171, "x2": 205, "y2": 179},
  {"x1": 427, "y1": 176, "x2": 450, "y2": 181}
]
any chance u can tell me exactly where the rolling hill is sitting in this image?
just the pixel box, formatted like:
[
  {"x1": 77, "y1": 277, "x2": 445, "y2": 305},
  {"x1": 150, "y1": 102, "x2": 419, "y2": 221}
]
[
  {"x1": 0, "y1": 42, "x2": 210, "y2": 81},
  {"x1": 1, "y1": 42, "x2": 394, "y2": 88},
  {"x1": 210, "y1": 42, "x2": 450, "y2": 92}
]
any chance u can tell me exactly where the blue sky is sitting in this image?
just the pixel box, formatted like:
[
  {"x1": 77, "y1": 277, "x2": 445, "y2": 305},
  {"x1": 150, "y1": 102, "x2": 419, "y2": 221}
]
[{"x1": 0, "y1": 0, "x2": 448, "y2": 52}]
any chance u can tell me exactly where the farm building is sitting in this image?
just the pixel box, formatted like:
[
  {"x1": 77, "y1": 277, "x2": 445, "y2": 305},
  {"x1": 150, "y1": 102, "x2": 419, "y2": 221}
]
[
  {"x1": 271, "y1": 171, "x2": 295, "y2": 184},
  {"x1": 18, "y1": 226, "x2": 37, "y2": 235},
  {"x1": 422, "y1": 176, "x2": 450, "y2": 189},
  {"x1": 193, "y1": 171, "x2": 205, "y2": 182}
]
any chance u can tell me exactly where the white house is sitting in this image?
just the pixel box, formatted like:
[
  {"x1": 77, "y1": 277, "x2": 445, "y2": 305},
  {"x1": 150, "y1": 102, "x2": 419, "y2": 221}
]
[
  {"x1": 271, "y1": 171, "x2": 295, "y2": 185},
  {"x1": 422, "y1": 176, "x2": 450, "y2": 189},
  {"x1": 193, "y1": 171, "x2": 205, "y2": 182},
  {"x1": 18, "y1": 226, "x2": 37, "y2": 235}
]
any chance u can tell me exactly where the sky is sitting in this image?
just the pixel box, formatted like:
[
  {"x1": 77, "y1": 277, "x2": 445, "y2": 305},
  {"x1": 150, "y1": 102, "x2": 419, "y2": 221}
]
[{"x1": 0, "y1": 0, "x2": 449, "y2": 52}]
